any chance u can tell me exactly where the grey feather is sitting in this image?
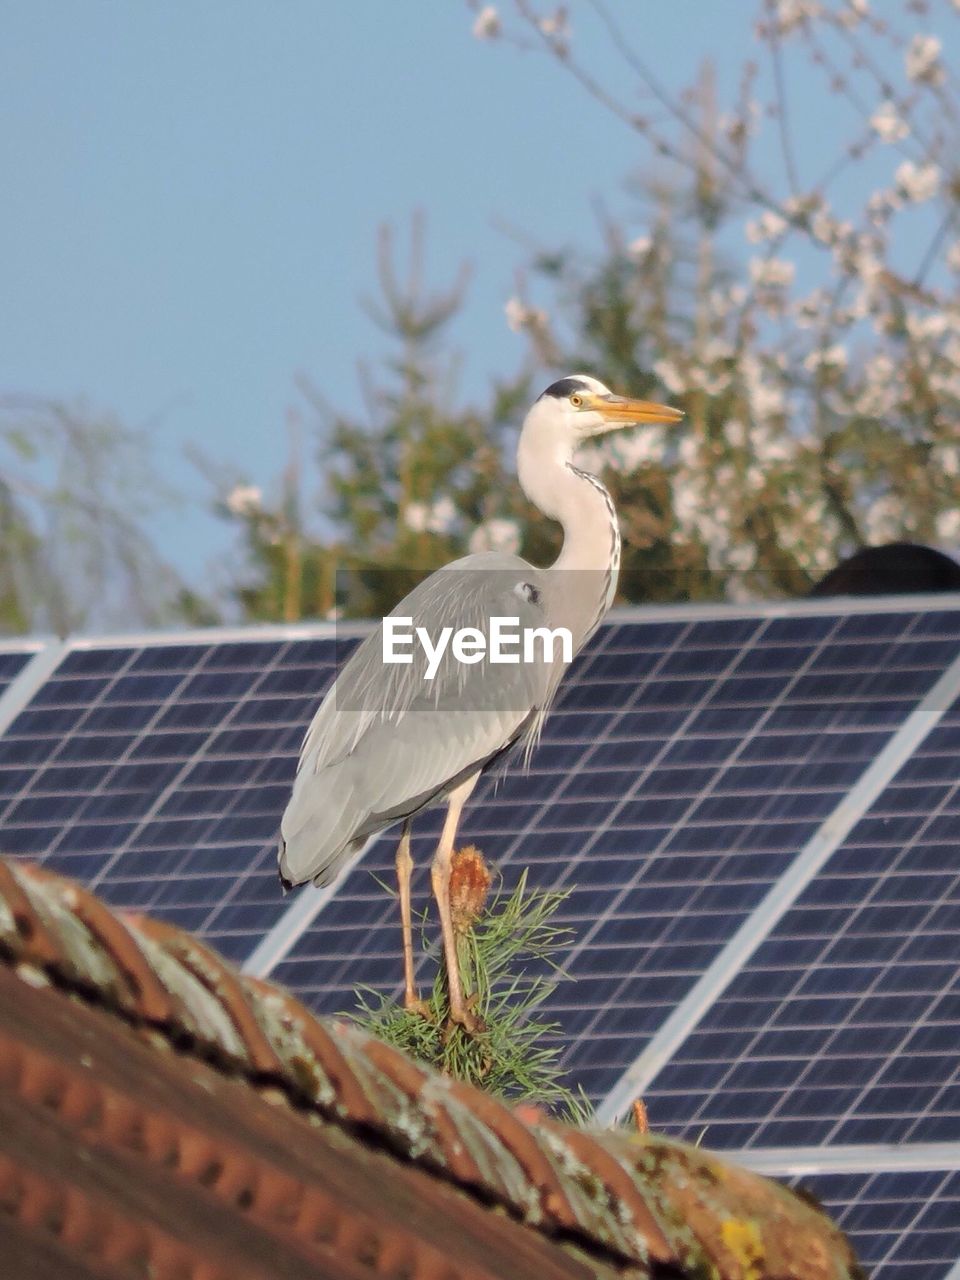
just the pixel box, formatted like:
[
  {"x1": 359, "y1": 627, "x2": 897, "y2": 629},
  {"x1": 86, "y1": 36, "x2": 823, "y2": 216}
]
[{"x1": 279, "y1": 552, "x2": 576, "y2": 887}]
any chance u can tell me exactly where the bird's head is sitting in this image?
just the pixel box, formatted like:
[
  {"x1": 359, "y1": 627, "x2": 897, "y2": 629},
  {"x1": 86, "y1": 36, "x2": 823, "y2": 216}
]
[{"x1": 525, "y1": 374, "x2": 683, "y2": 453}]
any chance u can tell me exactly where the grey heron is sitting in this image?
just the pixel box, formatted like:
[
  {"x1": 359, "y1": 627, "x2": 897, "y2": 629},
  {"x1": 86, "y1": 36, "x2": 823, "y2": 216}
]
[{"x1": 278, "y1": 375, "x2": 683, "y2": 1029}]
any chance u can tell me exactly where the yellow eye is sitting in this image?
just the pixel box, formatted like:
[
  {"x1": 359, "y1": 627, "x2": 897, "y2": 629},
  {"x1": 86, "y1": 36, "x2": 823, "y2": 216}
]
[{"x1": 570, "y1": 394, "x2": 583, "y2": 408}]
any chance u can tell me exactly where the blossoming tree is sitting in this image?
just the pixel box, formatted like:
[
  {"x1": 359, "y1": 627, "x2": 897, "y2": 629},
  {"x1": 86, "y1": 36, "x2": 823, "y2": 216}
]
[
  {"x1": 469, "y1": 0, "x2": 960, "y2": 596},
  {"x1": 219, "y1": 1, "x2": 960, "y2": 619}
]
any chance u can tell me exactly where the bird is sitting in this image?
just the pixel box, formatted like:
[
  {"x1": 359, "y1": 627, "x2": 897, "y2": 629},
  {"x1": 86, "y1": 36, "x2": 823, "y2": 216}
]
[{"x1": 278, "y1": 374, "x2": 684, "y2": 1029}]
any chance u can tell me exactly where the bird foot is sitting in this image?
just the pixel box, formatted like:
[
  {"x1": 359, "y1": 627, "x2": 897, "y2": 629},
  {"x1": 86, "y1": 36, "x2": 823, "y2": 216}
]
[
  {"x1": 443, "y1": 995, "x2": 486, "y2": 1039},
  {"x1": 403, "y1": 993, "x2": 433, "y2": 1021}
]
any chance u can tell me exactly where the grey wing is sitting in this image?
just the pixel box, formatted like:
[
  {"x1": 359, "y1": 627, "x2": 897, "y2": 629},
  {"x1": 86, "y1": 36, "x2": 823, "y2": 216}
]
[{"x1": 279, "y1": 552, "x2": 564, "y2": 886}]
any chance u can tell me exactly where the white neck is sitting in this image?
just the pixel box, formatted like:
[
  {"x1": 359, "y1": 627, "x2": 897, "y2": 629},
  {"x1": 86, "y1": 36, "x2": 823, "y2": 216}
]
[{"x1": 516, "y1": 410, "x2": 621, "y2": 637}]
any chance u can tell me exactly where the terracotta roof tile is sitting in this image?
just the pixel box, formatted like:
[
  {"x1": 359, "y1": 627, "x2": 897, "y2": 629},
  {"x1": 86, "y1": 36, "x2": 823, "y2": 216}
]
[{"x1": 0, "y1": 857, "x2": 864, "y2": 1280}]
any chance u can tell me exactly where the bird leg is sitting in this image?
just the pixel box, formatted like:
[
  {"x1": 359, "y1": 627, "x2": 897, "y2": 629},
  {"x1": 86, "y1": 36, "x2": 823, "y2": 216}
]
[
  {"x1": 395, "y1": 820, "x2": 429, "y2": 1018},
  {"x1": 431, "y1": 774, "x2": 480, "y2": 1033}
]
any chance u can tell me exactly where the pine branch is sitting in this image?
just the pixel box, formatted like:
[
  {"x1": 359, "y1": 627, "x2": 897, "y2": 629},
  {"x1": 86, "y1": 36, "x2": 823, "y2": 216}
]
[{"x1": 346, "y1": 857, "x2": 593, "y2": 1124}]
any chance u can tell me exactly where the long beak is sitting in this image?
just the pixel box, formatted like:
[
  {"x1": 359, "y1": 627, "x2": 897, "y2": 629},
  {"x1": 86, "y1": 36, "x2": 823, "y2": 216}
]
[{"x1": 586, "y1": 392, "x2": 684, "y2": 435}]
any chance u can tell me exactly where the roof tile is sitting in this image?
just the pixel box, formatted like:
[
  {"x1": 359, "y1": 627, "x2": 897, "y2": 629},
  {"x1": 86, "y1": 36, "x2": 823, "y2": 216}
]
[{"x1": 0, "y1": 856, "x2": 863, "y2": 1279}]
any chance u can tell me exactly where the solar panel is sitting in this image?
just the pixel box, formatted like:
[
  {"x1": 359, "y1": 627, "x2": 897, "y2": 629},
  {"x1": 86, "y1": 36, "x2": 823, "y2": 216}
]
[
  {"x1": 0, "y1": 632, "x2": 354, "y2": 960},
  {"x1": 639, "y1": 676, "x2": 960, "y2": 1151},
  {"x1": 786, "y1": 1167, "x2": 960, "y2": 1280},
  {"x1": 2, "y1": 604, "x2": 960, "y2": 1277},
  {"x1": 269, "y1": 606, "x2": 960, "y2": 1106}
]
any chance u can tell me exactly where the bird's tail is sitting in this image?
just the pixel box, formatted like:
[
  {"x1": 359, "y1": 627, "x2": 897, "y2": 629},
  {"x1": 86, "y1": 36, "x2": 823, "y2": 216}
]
[{"x1": 276, "y1": 760, "x2": 365, "y2": 889}]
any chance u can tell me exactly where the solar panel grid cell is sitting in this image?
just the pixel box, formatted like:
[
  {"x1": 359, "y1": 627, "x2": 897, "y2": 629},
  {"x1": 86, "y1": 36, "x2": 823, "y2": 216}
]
[{"x1": 0, "y1": 649, "x2": 38, "y2": 689}]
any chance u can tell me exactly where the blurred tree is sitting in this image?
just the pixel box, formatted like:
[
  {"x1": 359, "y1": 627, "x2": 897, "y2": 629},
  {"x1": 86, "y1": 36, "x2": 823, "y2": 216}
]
[
  {"x1": 218, "y1": 0, "x2": 960, "y2": 620},
  {"x1": 0, "y1": 396, "x2": 214, "y2": 636}
]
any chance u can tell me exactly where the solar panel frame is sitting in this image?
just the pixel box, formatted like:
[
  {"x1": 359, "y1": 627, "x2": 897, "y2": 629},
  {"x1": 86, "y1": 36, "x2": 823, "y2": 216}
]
[{"x1": 0, "y1": 639, "x2": 63, "y2": 717}]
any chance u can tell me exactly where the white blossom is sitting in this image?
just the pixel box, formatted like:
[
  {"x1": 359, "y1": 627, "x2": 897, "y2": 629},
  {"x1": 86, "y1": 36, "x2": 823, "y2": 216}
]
[
  {"x1": 749, "y1": 257, "x2": 795, "y2": 289},
  {"x1": 932, "y1": 443, "x2": 960, "y2": 478},
  {"x1": 811, "y1": 210, "x2": 851, "y2": 247},
  {"x1": 804, "y1": 344, "x2": 848, "y2": 372},
  {"x1": 628, "y1": 234, "x2": 653, "y2": 259},
  {"x1": 652, "y1": 358, "x2": 686, "y2": 395},
  {"x1": 906, "y1": 34, "x2": 944, "y2": 86},
  {"x1": 751, "y1": 381, "x2": 787, "y2": 421},
  {"x1": 727, "y1": 542, "x2": 758, "y2": 570},
  {"x1": 837, "y1": 0, "x2": 868, "y2": 24},
  {"x1": 225, "y1": 484, "x2": 262, "y2": 516},
  {"x1": 427, "y1": 495, "x2": 457, "y2": 534},
  {"x1": 725, "y1": 574, "x2": 760, "y2": 603},
  {"x1": 678, "y1": 436, "x2": 700, "y2": 468},
  {"x1": 702, "y1": 337, "x2": 734, "y2": 364},
  {"x1": 504, "y1": 297, "x2": 547, "y2": 333},
  {"x1": 538, "y1": 7, "x2": 569, "y2": 39},
  {"x1": 745, "y1": 211, "x2": 787, "y2": 244},
  {"x1": 750, "y1": 423, "x2": 794, "y2": 463},
  {"x1": 866, "y1": 188, "x2": 902, "y2": 224},
  {"x1": 468, "y1": 517, "x2": 521, "y2": 555},
  {"x1": 855, "y1": 353, "x2": 896, "y2": 417},
  {"x1": 864, "y1": 494, "x2": 904, "y2": 542},
  {"x1": 870, "y1": 100, "x2": 909, "y2": 143},
  {"x1": 670, "y1": 474, "x2": 701, "y2": 531},
  {"x1": 745, "y1": 465, "x2": 767, "y2": 492},
  {"x1": 905, "y1": 312, "x2": 948, "y2": 342},
  {"x1": 724, "y1": 419, "x2": 747, "y2": 448},
  {"x1": 472, "y1": 5, "x2": 500, "y2": 39},
  {"x1": 404, "y1": 495, "x2": 458, "y2": 536},
  {"x1": 403, "y1": 501, "x2": 429, "y2": 533},
  {"x1": 843, "y1": 245, "x2": 884, "y2": 294},
  {"x1": 698, "y1": 506, "x2": 733, "y2": 568},
  {"x1": 772, "y1": 0, "x2": 819, "y2": 35},
  {"x1": 935, "y1": 510, "x2": 960, "y2": 542},
  {"x1": 718, "y1": 104, "x2": 761, "y2": 143},
  {"x1": 895, "y1": 160, "x2": 941, "y2": 203},
  {"x1": 794, "y1": 288, "x2": 829, "y2": 329},
  {"x1": 605, "y1": 426, "x2": 667, "y2": 472}
]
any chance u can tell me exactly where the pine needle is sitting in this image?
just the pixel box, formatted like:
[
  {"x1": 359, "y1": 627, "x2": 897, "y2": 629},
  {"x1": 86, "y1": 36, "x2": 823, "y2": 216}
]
[{"x1": 346, "y1": 868, "x2": 594, "y2": 1124}]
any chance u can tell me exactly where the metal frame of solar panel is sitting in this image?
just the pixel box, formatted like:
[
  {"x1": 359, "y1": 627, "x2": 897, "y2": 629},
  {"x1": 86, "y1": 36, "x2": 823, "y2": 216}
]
[{"x1": 2, "y1": 595, "x2": 960, "y2": 1279}]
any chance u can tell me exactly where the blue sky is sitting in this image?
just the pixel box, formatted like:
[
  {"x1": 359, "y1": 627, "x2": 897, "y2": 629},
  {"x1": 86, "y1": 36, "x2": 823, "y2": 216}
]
[{"x1": 0, "y1": 3, "x2": 947, "y2": 600}]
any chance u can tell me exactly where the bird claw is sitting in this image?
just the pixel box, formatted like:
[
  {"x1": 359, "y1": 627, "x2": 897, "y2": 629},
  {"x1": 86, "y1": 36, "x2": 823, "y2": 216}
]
[
  {"x1": 444, "y1": 998, "x2": 486, "y2": 1039},
  {"x1": 403, "y1": 994, "x2": 433, "y2": 1021}
]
